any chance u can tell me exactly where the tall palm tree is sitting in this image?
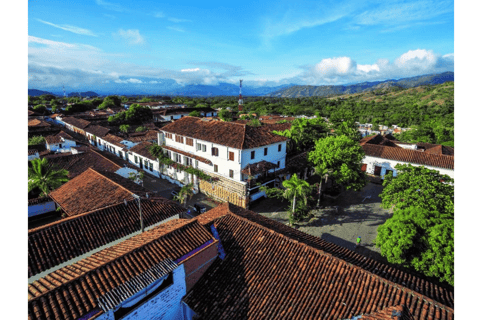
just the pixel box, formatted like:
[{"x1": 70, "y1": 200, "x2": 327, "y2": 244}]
[
  {"x1": 28, "y1": 158, "x2": 69, "y2": 196},
  {"x1": 314, "y1": 164, "x2": 333, "y2": 207},
  {"x1": 282, "y1": 174, "x2": 311, "y2": 215},
  {"x1": 174, "y1": 183, "x2": 194, "y2": 208}
]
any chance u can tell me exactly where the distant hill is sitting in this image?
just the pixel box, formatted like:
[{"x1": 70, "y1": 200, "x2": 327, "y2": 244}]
[
  {"x1": 167, "y1": 82, "x2": 294, "y2": 97},
  {"x1": 68, "y1": 91, "x2": 99, "y2": 97},
  {"x1": 28, "y1": 89, "x2": 57, "y2": 97},
  {"x1": 266, "y1": 72, "x2": 454, "y2": 98}
]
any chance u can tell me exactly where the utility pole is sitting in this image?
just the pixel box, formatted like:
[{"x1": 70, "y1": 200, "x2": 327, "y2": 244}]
[{"x1": 132, "y1": 194, "x2": 144, "y2": 232}]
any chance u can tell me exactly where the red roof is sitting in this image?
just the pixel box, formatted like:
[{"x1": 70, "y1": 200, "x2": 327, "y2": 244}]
[
  {"x1": 28, "y1": 119, "x2": 51, "y2": 128},
  {"x1": 49, "y1": 168, "x2": 149, "y2": 216},
  {"x1": 101, "y1": 134, "x2": 126, "y2": 148},
  {"x1": 28, "y1": 219, "x2": 215, "y2": 320},
  {"x1": 28, "y1": 197, "x2": 185, "y2": 277},
  {"x1": 183, "y1": 203, "x2": 454, "y2": 319},
  {"x1": 161, "y1": 116, "x2": 288, "y2": 149},
  {"x1": 362, "y1": 144, "x2": 454, "y2": 170},
  {"x1": 62, "y1": 116, "x2": 91, "y2": 129},
  {"x1": 128, "y1": 141, "x2": 157, "y2": 161},
  {"x1": 85, "y1": 124, "x2": 110, "y2": 137}
]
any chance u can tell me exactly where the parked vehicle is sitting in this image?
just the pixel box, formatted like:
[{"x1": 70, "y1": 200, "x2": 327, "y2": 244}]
[{"x1": 193, "y1": 203, "x2": 206, "y2": 213}]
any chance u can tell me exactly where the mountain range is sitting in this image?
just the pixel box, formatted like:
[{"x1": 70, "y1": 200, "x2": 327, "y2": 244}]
[
  {"x1": 28, "y1": 72, "x2": 453, "y2": 98},
  {"x1": 266, "y1": 72, "x2": 454, "y2": 98}
]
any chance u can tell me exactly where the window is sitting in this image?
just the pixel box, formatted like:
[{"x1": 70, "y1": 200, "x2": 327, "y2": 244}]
[
  {"x1": 229, "y1": 169, "x2": 234, "y2": 178},
  {"x1": 175, "y1": 153, "x2": 181, "y2": 163},
  {"x1": 175, "y1": 135, "x2": 184, "y2": 144},
  {"x1": 150, "y1": 162, "x2": 153, "y2": 171},
  {"x1": 134, "y1": 155, "x2": 138, "y2": 163},
  {"x1": 278, "y1": 144, "x2": 282, "y2": 152},
  {"x1": 214, "y1": 164, "x2": 218, "y2": 173},
  {"x1": 212, "y1": 147, "x2": 219, "y2": 157},
  {"x1": 229, "y1": 151, "x2": 234, "y2": 161},
  {"x1": 264, "y1": 147, "x2": 268, "y2": 156},
  {"x1": 195, "y1": 160, "x2": 198, "y2": 168},
  {"x1": 277, "y1": 161, "x2": 280, "y2": 167},
  {"x1": 186, "y1": 138, "x2": 194, "y2": 146},
  {"x1": 196, "y1": 143, "x2": 201, "y2": 151},
  {"x1": 165, "y1": 132, "x2": 173, "y2": 139},
  {"x1": 251, "y1": 151, "x2": 255, "y2": 159},
  {"x1": 361, "y1": 164, "x2": 367, "y2": 172}
]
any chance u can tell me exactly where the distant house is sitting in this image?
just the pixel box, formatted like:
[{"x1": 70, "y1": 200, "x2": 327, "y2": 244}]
[
  {"x1": 61, "y1": 116, "x2": 91, "y2": 136},
  {"x1": 84, "y1": 124, "x2": 110, "y2": 146},
  {"x1": 28, "y1": 149, "x2": 40, "y2": 161},
  {"x1": 44, "y1": 131, "x2": 76, "y2": 152},
  {"x1": 360, "y1": 134, "x2": 454, "y2": 179},
  {"x1": 97, "y1": 134, "x2": 133, "y2": 160},
  {"x1": 127, "y1": 141, "x2": 160, "y2": 177}
]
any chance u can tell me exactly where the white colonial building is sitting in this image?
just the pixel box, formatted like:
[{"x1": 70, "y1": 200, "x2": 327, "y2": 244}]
[
  {"x1": 360, "y1": 134, "x2": 454, "y2": 179},
  {"x1": 158, "y1": 117, "x2": 289, "y2": 207},
  {"x1": 45, "y1": 131, "x2": 77, "y2": 153}
]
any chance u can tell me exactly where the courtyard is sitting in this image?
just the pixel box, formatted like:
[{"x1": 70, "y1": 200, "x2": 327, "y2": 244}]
[{"x1": 250, "y1": 182, "x2": 392, "y2": 262}]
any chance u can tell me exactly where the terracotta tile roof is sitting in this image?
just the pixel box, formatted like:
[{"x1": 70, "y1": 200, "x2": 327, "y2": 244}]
[
  {"x1": 29, "y1": 110, "x2": 41, "y2": 116},
  {"x1": 184, "y1": 203, "x2": 454, "y2": 319},
  {"x1": 62, "y1": 116, "x2": 91, "y2": 129},
  {"x1": 44, "y1": 135, "x2": 62, "y2": 145},
  {"x1": 28, "y1": 197, "x2": 52, "y2": 206},
  {"x1": 128, "y1": 141, "x2": 157, "y2": 161},
  {"x1": 362, "y1": 144, "x2": 454, "y2": 170},
  {"x1": 101, "y1": 134, "x2": 126, "y2": 148},
  {"x1": 28, "y1": 198, "x2": 186, "y2": 277},
  {"x1": 127, "y1": 130, "x2": 158, "y2": 142},
  {"x1": 28, "y1": 119, "x2": 51, "y2": 128},
  {"x1": 241, "y1": 160, "x2": 278, "y2": 176},
  {"x1": 55, "y1": 131, "x2": 74, "y2": 141},
  {"x1": 161, "y1": 116, "x2": 288, "y2": 149},
  {"x1": 275, "y1": 151, "x2": 310, "y2": 175},
  {"x1": 360, "y1": 134, "x2": 401, "y2": 148},
  {"x1": 46, "y1": 149, "x2": 122, "y2": 178},
  {"x1": 49, "y1": 168, "x2": 149, "y2": 216},
  {"x1": 85, "y1": 125, "x2": 110, "y2": 137},
  {"x1": 162, "y1": 145, "x2": 213, "y2": 165},
  {"x1": 416, "y1": 142, "x2": 454, "y2": 156},
  {"x1": 28, "y1": 219, "x2": 214, "y2": 320},
  {"x1": 28, "y1": 149, "x2": 39, "y2": 156},
  {"x1": 360, "y1": 305, "x2": 414, "y2": 320}
]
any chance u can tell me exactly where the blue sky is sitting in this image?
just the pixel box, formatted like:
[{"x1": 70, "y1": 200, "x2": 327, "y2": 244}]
[{"x1": 28, "y1": 0, "x2": 454, "y2": 92}]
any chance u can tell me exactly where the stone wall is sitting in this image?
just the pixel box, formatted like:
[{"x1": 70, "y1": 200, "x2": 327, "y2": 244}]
[{"x1": 199, "y1": 172, "x2": 248, "y2": 208}]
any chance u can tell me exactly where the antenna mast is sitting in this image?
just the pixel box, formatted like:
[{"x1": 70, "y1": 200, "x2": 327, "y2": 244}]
[{"x1": 238, "y1": 79, "x2": 243, "y2": 111}]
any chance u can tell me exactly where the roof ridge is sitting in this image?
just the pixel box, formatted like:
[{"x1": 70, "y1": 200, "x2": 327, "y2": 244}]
[
  {"x1": 88, "y1": 167, "x2": 141, "y2": 196},
  {"x1": 28, "y1": 219, "x2": 200, "y2": 304},
  {"x1": 219, "y1": 205, "x2": 454, "y2": 311},
  {"x1": 90, "y1": 149, "x2": 122, "y2": 169}
]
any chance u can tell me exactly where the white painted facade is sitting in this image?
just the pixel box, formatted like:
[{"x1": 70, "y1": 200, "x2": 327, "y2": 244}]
[
  {"x1": 46, "y1": 138, "x2": 76, "y2": 152},
  {"x1": 158, "y1": 132, "x2": 287, "y2": 185},
  {"x1": 362, "y1": 154, "x2": 454, "y2": 179},
  {"x1": 97, "y1": 137, "x2": 128, "y2": 160},
  {"x1": 126, "y1": 151, "x2": 161, "y2": 178}
]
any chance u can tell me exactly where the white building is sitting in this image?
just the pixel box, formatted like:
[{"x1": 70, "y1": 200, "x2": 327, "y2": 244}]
[
  {"x1": 126, "y1": 141, "x2": 161, "y2": 178},
  {"x1": 158, "y1": 116, "x2": 289, "y2": 207},
  {"x1": 44, "y1": 131, "x2": 77, "y2": 153},
  {"x1": 360, "y1": 135, "x2": 454, "y2": 179}
]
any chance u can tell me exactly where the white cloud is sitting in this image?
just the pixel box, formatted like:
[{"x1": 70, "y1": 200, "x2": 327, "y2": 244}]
[
  {"x1": 114, "y1": 78, "x2": 143, "y2": 84},
  {"x1": 153, "y1": 12, "x2": 165, "y2": 18},
  {"x1": 115, "y1": 29, "x2": 145, "y2": 45},
  {"x1": 95, "y1": 0, "x2": 125, "y2": 12},
  {"x1": 167, "y1": 26, "x2": 185, "y2": 33},
  {"x1": 298, "y1": 49, "x2": 454, "y2": 85},
  {"x1": 181, "y1": 68, "x2": 200, "y2": 72},
  {"x1": 168, "y1": 17, "x2": 192, "y2": 23},
  {"x1": 36, "y1": 19, "x2": 97, "y2": 37}
]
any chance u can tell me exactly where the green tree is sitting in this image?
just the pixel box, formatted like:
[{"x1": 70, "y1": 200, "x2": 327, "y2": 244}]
[
  {"x1": 28, "y1": 158, "x2": 69, "y2": 196},
  {"x1": 135, "y1": 126, "x2": 148, "y2": 132},
  {"x1": 33, "y1": 105, "x2": 47, "y2": 113},
  {"x1": 247, "y1": 118, "x2": 261, "y2": 127},
  {"x1": 261, "y1": 174, "x2": 312, "y2": 223},
  {"x1": 334, "y1": 121, "x2": 361, "y2": 141},
  {"x1": 28, "y1": 136, "x2": 46, "y2": 145},
  {"x1": 380, "y1": 164, "x2": 454, "y2": 215},
  {"x1": 218, "y1": 108, "x2": 233, "y2": 122},
  {"x1": 308, "y1": 135, "x2": 366, "y2": 191},
  {"x1": 173, "y1": 183, "x2": 194, "y2": 207},
  {"x1": 189, "y1": 110, "x2": 201, "y2": 117},
  {"x1": 273, "y1": 117, "x2": 327, "y2": 152},
  {"x1": 119, "y1": 124, "x2": 130, "y2": 133},
  {"x1": 376, "y1": 206, "x2": 454, "y2": 285}
]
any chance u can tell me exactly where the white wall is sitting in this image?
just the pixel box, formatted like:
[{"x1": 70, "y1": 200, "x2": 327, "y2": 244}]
[
  {"x1": 362, "y1": 155, "x2": 454, "y2": 179},
  {"x1": 97, "y1": 265, "x2": 187, "y2": 320},
  {"x1": 126, "y1": 152, "x2": 161, "y2": 178},
  {"x1": 47, "y1": 138, "x2": 77, "y2": 152},
  {"x1": 97, "y1": 137, "x2": 127, "y2": 160},
  {"x1": 240, "y1": 141, "x2": 287, "y2": 181}
]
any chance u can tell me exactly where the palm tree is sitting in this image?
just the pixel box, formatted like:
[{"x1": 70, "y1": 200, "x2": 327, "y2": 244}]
[
  {"x1": 282, "y1": 174, "x2": 311, "y2": 215},
  {"x1": 314, "y1": 164, "x2": 333, "y2": 207},
  {"x1": 28, "y1": 158, "x2": 69, "y2": 196},
  {"x1": 174, "y1": 183, "x2": 194, "y2": 208}
]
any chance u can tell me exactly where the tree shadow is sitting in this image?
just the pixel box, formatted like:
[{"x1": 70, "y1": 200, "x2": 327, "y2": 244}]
[{"x1": 320, "y1": 233, "x2": 389, "y2": 263}]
